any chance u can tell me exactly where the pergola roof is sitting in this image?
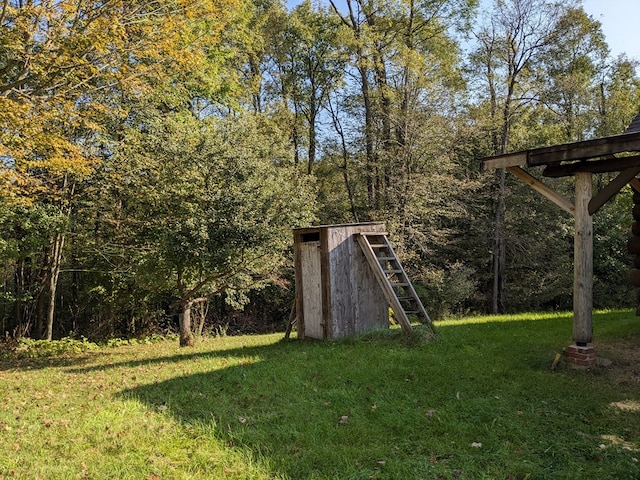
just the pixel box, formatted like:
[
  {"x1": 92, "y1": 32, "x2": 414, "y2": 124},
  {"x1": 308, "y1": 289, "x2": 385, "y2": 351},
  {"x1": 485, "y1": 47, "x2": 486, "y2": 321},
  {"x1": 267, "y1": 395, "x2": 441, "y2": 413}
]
[{"x1": 480, "y1": 131, "x2": 640, "y2": 177}]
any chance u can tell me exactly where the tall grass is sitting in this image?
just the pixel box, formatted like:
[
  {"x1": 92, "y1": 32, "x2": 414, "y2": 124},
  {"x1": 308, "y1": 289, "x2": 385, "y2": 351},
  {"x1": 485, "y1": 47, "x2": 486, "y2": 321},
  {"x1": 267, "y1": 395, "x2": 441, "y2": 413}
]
[{"x1": 1, "y1": 310, "x2": 639, "y2": 479}]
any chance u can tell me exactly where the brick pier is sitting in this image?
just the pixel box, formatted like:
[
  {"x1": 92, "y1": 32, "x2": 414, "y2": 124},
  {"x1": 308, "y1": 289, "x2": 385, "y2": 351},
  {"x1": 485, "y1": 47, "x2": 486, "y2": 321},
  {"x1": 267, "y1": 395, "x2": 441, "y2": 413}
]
[{"x1": 566, "y1": 344, "x2": 596, "y2": 369}]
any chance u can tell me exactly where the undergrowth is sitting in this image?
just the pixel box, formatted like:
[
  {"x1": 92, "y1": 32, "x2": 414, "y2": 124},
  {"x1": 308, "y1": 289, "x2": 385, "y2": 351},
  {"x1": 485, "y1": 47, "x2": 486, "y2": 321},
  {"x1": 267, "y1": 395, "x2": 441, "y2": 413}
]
[{"x1": 1, "y1": 334, "x2": 180, "y2": 359}]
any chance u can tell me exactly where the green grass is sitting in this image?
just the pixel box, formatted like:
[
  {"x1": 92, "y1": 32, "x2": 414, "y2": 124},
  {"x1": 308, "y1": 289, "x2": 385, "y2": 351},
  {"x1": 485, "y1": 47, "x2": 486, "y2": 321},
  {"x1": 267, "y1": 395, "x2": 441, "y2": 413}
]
[{"x1": 2, "y1": 310, "x2": 640, "y2": 479}]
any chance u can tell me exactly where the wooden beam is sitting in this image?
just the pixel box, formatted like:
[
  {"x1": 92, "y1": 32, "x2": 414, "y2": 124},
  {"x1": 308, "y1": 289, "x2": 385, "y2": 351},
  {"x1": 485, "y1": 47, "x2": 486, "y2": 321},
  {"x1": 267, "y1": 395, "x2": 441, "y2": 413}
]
[
  {"x1": 630, "y1": 177, "x2": 640, "y2": 192},
  {"x1": 573, "y1": 172, "x2": 593, "y2": 345},
  {"x1": 588, "y1": 167, "x2": 640, "y2": 215},
  {"x1": 529, "y1": 131, "x2": 640, "y2": 166},
  {"x1": 542, "y1": 155, "x2": 640, "y2": 177},
  {"x1": 480, "y1": 152, "x2": 528, "y2": 171},
  {"x1": 507, "y1": 167, "x2": 575, "y2": 215}
]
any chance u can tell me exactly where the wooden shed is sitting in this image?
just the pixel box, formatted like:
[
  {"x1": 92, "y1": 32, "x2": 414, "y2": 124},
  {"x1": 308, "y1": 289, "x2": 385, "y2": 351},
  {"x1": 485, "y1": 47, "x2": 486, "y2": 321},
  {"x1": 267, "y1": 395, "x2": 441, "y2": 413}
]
[{"x1": 293, "y1": 223, "x2": 389, "y2": 340}]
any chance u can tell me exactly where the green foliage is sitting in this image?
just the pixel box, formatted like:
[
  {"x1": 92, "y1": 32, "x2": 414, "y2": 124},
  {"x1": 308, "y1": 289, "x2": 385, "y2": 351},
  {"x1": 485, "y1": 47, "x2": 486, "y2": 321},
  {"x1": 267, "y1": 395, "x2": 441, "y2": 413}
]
[
  {"x1": 2, "y1": 334, "x2": 181, "y2": 359},
  {"x1": 417, "y1": 262, "x2": 479, "y2": 318},
  {"x1": 13, "y1": 337, "x2": 100, "y2": 358},
  {"x1": 95, "y1": 110, "x2": 316, "y2": 344},
  {"x1": 2, "y1": 0, "x2": 640, "y2": 341},
  {"x1": 593, "y1": 185, "x2": 635, "y2": 309},
  {"x1": 104, "y1": 334, "x2": 179, "y2": 348}
]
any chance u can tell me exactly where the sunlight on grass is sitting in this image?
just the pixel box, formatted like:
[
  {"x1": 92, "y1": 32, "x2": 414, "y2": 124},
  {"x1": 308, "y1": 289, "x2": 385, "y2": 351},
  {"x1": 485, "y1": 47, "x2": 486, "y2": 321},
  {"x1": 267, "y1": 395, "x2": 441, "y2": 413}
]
[
  {"x1": 435, "y1": 310, "x2": 573, "y2": 327},
  {"x1": 435, "y1": 309, "x2": 633, "y2": 327}
]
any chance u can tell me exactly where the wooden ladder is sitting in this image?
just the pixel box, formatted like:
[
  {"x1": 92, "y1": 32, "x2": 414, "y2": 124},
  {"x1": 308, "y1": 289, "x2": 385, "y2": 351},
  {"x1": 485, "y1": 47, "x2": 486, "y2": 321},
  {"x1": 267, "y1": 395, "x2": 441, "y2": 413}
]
[{"x1": 356, "y1": 232, "x2": 436, "y2": 336}]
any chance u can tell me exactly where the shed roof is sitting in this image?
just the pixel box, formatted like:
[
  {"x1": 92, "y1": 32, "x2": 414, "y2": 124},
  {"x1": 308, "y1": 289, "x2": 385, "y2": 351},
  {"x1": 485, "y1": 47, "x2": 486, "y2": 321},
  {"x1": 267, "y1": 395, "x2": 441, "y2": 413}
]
[{"x1": 625, "y1": 113, "x2": 640, "y2": 134}]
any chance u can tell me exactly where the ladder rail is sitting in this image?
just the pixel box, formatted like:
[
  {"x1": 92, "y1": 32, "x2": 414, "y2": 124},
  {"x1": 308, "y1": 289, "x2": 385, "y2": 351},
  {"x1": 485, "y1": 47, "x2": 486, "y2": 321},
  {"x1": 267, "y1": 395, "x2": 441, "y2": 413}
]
[
  {"x1": 356, "y1": 234, "x2": 413, "y2": 334},
  {"x1": 356, "y1": 232, "x2": 436, "y2": 336},
  {"x1": 376, "y1": 236, "x2": 433, "y2": 326}
]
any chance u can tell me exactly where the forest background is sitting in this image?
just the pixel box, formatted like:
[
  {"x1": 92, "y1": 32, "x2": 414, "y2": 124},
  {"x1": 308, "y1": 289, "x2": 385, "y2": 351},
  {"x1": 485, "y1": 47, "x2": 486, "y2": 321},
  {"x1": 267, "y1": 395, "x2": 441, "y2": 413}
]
[{"x1": 1, "y1": 0, "x2": 639, "y2": 344}]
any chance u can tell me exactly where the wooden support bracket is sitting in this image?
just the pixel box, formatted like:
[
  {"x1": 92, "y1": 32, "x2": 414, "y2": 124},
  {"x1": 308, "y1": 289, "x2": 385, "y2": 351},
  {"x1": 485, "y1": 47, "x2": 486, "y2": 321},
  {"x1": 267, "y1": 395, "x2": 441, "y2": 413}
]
[
  {"x1": 507, "y1": 166, "x2": 575, "y2": 216},
  {"x1": 588, "y1": 166, "x2": 640, "y2": 215}
]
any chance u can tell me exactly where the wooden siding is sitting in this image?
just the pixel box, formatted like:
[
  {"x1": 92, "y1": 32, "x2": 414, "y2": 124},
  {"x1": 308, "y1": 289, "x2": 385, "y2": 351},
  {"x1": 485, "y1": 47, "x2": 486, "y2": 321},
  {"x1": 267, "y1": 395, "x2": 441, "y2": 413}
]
[
  {"x1": 293, "y1": 223, "x2": 389, "y2": 340},
  {"x1": 299, "y1": 241, "x2": 323, "y2": 339}
]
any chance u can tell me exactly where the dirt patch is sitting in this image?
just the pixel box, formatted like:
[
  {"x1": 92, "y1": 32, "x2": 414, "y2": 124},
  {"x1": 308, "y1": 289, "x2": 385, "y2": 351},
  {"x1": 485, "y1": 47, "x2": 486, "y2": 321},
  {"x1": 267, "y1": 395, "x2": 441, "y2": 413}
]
[
  {"x1": 594, "y1": 339, "x2": 640, "y2": 387},
  {"x1": 600, "y1": 434, "x2": 639, "y2": 451},
  {"x1": 610, "y1": 400, "x2": 640, "y2": 412}
]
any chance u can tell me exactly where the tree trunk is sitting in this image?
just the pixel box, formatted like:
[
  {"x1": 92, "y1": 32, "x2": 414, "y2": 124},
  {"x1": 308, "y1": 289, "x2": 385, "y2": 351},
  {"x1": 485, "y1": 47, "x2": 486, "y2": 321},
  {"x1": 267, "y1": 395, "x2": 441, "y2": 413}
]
[
  {"x1": 179, "y1": 299, "x2": 195, "y2": 347},
  {"x1": 45, "y1": 232, "x2": 65, "y2": 341},
  {"x1": 35, "y1": 285, "x2": 45, "y2": 339},
  {"x1": 13, "y1": 260, "x2": 24, "y2": 334},
  {"x1": 195, "y1": 299, "x2": 208, "y2": 336},
  {"x1": 491, "y1": 168, "x2": 507, "y2": 314},
  {"x1": 491, "y1": 87, "x2": 512, "y2": 314},
  {"x1": 308, "y1": 109, "x2": 316, "y2": 175},
  {"x1": 360, "y1": 63, "x2": 376, "y2": 209},
  {"x1": 328, "y1": 97, "x2": 359, "y2": 223}
]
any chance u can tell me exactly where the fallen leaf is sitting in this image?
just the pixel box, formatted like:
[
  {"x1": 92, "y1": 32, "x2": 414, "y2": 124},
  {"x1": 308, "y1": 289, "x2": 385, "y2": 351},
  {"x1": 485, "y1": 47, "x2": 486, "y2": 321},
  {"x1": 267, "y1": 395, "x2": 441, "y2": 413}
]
[
  {"x1": 425, "y1": 409, "x2": 435, "y2": 417},
  {"x1": 371, "y1": 404, "x2": 377, "y2": 412},
  {"x1": 238, "y1": 416, "x2": 247, "y2": 424},
  {"x1": 471, "y1": 442, "x2": 482, "y2": 448},
  {"x1": 339, "y1": 415, "x2": 348, "y2": 424}
]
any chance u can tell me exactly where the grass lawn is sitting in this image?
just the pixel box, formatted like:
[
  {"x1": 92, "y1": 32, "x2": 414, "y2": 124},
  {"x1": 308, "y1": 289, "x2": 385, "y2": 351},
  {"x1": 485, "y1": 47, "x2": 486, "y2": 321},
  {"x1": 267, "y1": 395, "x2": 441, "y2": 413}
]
[{"x1": 1, "y1": 310, "x2": 640, "y2": 479}]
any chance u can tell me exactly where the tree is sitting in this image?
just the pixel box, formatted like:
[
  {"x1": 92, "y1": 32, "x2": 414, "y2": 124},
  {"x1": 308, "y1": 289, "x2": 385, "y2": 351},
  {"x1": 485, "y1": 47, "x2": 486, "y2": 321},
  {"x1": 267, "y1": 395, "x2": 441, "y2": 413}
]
[
  {"x1": 107, "y1": 112, "x2": 315, "y2": 346},
  {"x1": 271, "y1": 1, "x2": 348, "y2": 174},
  {"x1": 0, "y1": 0, "x2": 239, "y2": 339},
  {"x1": 596, "y1": 56, "x2": 640, "y2": 137},
  {"x1": 541, "y1": 6, "x2": 609, "y2": 142},
  {"x1": 326, "y1": 0, "x2": 474, "y2": 212},
  {"x1": 469, "y1": 0, "x2": 564, "y2": 313}
]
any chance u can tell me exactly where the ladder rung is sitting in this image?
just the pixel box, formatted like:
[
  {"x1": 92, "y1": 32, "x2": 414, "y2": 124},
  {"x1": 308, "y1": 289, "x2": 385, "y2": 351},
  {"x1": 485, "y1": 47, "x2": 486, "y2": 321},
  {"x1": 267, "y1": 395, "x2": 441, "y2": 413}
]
[
  {"x1": 404, "y1": 310, "x2": 419, "y2": 315},
  {"x1": 370, "y1": 243, "x2": 389, "y2": 248},
  {"x1": 384, "y1": 269, "x2": 402, "y2": 274},
  {"x1": 377, "y1": 256, "x2": 395, "y2": 261},
  {"x1": 392, "y1": 282, "x2": 409, "y2": 287}
]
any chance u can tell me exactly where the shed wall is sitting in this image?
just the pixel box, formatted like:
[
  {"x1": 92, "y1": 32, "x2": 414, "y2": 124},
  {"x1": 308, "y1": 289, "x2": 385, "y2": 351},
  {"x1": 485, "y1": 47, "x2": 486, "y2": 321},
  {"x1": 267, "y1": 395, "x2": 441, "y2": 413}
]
[{"x1": 294, "y1": 223, "x2": 389, "y2": 340}]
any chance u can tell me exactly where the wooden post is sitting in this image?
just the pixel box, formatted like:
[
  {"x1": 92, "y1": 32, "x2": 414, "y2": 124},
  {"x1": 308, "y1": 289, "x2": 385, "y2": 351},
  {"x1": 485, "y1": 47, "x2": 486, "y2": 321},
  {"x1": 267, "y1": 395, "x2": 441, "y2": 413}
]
[{"x1": 573, "y1": 172, "x2": 593, "y2": 345}]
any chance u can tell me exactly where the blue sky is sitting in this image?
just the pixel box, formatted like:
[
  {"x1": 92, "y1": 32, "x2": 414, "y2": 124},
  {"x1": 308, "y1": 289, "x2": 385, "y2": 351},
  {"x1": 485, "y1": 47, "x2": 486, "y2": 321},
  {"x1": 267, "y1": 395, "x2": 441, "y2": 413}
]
[{"x1": 581, "y1": 0, "x2": 640, "y2": 61}]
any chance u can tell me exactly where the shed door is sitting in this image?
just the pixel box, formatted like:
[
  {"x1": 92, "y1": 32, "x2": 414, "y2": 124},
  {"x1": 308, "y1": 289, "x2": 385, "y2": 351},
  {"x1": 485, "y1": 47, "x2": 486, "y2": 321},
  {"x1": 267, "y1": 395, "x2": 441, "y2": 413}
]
[{"x1": 300, "y1": 240, "x2": 324, "y2": 339}]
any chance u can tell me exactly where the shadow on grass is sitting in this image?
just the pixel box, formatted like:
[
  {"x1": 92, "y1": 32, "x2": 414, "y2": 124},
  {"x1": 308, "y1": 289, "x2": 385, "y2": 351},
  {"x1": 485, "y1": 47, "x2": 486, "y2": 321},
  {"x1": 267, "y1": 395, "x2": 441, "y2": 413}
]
[
  {"x1": 114, "y1": 311, "x2": 640, "y2": 479},
  {"x1": 0, "y1": 351, "x2": 103, "y2": 372}
]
